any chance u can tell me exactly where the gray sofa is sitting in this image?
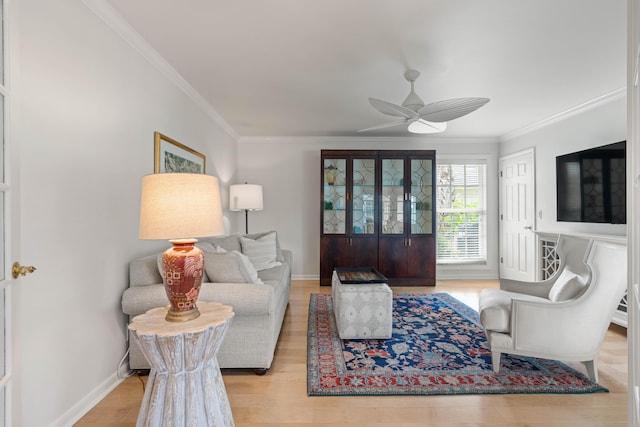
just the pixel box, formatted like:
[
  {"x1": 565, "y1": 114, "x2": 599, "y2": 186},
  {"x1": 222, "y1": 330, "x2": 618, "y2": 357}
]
[{"x1": 121, "y1": 231, "x2": 291, "y2": 374}]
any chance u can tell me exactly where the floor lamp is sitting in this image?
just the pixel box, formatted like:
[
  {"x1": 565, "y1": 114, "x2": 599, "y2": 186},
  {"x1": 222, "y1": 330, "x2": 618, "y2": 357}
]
[{"x1": 230, "y1": 183, "x2": 263, "y2": 234}]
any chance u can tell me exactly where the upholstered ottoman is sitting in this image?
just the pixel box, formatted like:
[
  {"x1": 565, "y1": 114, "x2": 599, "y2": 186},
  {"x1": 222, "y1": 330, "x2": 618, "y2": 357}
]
[{"x1": 331, "y1": 270, "x2": 393, "y2": 339}]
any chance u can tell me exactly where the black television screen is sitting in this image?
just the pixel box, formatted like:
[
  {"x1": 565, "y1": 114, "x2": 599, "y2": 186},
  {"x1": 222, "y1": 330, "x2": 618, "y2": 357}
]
[{"x1": 556, "y1": 141, "x2": 626, "y2": 224}]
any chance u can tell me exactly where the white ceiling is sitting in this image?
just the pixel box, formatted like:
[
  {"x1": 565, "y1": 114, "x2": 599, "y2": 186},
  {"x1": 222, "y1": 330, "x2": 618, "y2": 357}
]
[{"x1": 104, "y1": 0, "x2": 627, "y2": 139}]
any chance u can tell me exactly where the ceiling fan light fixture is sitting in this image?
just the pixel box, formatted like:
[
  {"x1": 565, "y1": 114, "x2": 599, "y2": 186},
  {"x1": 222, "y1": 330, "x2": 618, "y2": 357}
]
[
  {"x1": 362, "y1": 69, "x2": 489, "y2": 135},
  {"x1": 408, "y1": 120, "x2": 447, "y2": 134}
]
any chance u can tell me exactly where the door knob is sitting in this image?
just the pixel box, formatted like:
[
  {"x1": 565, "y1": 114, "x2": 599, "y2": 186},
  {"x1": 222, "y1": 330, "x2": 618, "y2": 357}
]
[
  {"x1": 12, "y1": 262, "x2": 36, "y2": 279},
  {"x1": 524, "y1": 226, "x2": 533, "y2": 230}
]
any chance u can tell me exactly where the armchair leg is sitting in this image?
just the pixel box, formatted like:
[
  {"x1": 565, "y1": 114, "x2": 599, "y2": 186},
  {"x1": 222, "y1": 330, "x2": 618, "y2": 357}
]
[
  {"x1": 584, "y1": 360, "x2": 598, "y2": 382},
  {"x1": 491, "y1": 351, "x2": 501, "y2": 373}
]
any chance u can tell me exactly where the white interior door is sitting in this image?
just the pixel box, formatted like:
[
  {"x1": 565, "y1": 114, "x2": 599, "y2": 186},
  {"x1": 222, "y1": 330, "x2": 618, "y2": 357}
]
[
  {"x1": 3, "y1": 1, "x2": 26, "y2": 424},
  {"x1": 628, "y1": 0, "x2": 640, "y2": 424},
  {"x1": 0, "y1": 1, "x2": 9, "y2": 425},
  {"x1": 499, "y1": 148, "x2": 536, "y2": 281}
]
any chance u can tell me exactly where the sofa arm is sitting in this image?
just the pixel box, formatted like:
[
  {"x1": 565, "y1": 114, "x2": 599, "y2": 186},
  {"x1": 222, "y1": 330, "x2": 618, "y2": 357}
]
[
  {"x1": 122, "y1": 281, "x2": 276, "y2": 318},
  {"x1": 281, "y1": 249, "x2": 292, "y2": 267},
  {"x1": 121, "y1": 284, "x2": 168, "y2": 317}
]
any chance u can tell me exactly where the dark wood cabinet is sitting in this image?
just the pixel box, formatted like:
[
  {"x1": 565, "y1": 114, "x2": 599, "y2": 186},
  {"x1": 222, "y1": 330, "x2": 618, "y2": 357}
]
[{"x1": 320, "y1": 150, "x2": 436, "y2": 286}]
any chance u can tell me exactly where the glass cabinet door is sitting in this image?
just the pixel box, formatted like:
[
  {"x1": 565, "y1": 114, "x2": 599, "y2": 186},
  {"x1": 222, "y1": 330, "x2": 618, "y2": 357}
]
[
  {"x1": 323, "y1": 158, "x2": 346, "y2": 234},
  {"x1": 381, "y1": 159, "x2": 405, "y2": 235},
  {"x1": 352, "y1": 158, "x2": 376, "y2": 235},
  {"x1": 410, "y1": 158, "x2": 433, "y2": 234}
]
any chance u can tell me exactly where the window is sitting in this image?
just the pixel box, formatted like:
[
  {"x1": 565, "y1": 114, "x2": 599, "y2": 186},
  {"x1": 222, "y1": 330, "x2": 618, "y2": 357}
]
[{"x1": 436, "y1": 160, "x2": 487, "y2": 263}]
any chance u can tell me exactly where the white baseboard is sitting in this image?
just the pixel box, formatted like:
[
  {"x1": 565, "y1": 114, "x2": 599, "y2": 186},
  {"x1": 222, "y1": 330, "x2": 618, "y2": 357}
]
[
  {"x1": 48, "y1": 372, "x2": 127, "y2": 427},
  {"x1": 436, "y1": 271, "x2": 499, "y2": 280},
  {"x1": 292, "y1": 274, "x2": 319, "y2": 281}
]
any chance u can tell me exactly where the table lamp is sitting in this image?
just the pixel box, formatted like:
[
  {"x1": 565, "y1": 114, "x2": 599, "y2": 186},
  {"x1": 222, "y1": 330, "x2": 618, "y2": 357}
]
[
  {"x1": 229, "y1": 183, "x2": 263, "y2": 233},
  {"x1": 139, "y1": 173, "x2": 224, "y2": 322}
]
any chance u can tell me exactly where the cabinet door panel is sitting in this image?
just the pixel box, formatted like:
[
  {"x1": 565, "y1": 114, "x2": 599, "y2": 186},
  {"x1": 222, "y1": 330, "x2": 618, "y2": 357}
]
[
  {"x1": 378, "y1": 237, "x2": 407, "y2": 278},
  {"x1": 320, "y1": 237, "x2": 350, "y2": 285},
  {"x1": 407, "y1": 236, "x2": 436, "y2": 283},
  {"x1": 410, "y1": 158, "x2": 433, "y2": 235},
  {"x1": 381, "y1": 158, "x2": 405, "y2": 235},
  {"x1": 349, "y1": 237, "x2": 378, "y2": 268},
  {"x1": 323, "y1": 158, "x2": 347, "y2": 234},
  {"x1": 352, "y1": 158, "x2": 376, "y2": 235}
]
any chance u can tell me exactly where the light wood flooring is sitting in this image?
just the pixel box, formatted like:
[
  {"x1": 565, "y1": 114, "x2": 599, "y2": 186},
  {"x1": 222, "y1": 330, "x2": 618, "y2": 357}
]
[{"x1": 75, "y1": 280, "x2": 629, "y2": 426}]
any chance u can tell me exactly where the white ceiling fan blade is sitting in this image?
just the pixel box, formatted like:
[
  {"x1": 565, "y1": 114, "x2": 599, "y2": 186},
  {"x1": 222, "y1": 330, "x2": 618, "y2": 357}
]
[
  {"x1": 418, "y1": 98, "x2": 490, "y2": 122},
  {"x1": 369, "y1": 98, "x2": 417, "y2": 119},
  {"x1": 358, "y1": 119, "x2": 408, "y2": 132},
  {"x1": 408, "y1": 119, "x2": 447, "y2": 134}
]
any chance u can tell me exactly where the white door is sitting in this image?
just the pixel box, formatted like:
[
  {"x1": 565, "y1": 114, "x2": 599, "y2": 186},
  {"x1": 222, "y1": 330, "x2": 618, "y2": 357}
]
[
  {"x1": 4, "y1": 1, "x2": 26, "y2": 425},
  {"x1": 628, "y1": 0, "x2": 640, "y2": 424},
  {"x1": 499, "y1": 148, "x2": 536, "y2": 281}
]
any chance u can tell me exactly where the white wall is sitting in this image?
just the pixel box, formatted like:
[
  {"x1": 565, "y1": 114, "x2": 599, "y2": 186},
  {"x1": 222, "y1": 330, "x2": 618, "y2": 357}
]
[
  {"x1": 499, "y1": 95, "x2": 627, "y2": 237},
  {"x1": 12, "y1": 1, "x2": 238, "y2": 425},
  {"x1": 237, "y1": 137, "x2": 500, "y2": 280}
]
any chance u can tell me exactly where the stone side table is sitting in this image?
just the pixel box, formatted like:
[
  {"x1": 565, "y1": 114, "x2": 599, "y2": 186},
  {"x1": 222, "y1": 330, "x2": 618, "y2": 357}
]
[{"x1": 129, "y1": 302, "x2": 235, "y2": 427}]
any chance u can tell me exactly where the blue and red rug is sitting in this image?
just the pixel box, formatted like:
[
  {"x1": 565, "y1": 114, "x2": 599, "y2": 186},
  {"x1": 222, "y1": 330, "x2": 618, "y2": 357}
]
[{"x1": 307, "y1": 292, "x2": 608, "y2": 396}]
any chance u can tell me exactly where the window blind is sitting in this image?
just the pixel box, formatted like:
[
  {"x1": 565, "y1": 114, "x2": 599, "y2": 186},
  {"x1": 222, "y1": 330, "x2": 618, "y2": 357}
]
[{"x1": 436, "y1": 160, "x2": 487, "y2": 263}]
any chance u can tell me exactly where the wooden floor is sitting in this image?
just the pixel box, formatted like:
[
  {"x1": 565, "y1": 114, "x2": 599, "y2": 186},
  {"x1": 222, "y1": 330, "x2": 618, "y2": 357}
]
[{"x1": 75, "y1": 280, "x2": 629, "y2": 426}]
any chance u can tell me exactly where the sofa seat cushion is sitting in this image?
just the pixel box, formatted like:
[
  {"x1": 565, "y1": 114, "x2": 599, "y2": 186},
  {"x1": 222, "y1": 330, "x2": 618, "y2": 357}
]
[
  {"x1": 198, "y1": 282, "x2": 275, "y2": 316},
  {"x1": 479, "y1": 289, "x2": 548, "y2": 333}
]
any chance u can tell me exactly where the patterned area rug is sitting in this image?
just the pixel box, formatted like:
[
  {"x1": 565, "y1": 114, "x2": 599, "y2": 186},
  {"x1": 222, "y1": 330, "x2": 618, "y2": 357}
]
[{"x1": 307, "y1": 292, "x2": 608, "y2": 396}]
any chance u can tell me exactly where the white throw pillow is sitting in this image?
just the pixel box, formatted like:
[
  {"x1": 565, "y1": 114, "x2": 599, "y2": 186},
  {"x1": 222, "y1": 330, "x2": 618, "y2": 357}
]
[
  {"x1": 245, "y1": 230, "x2": 285, "y2": 262},
  {"x1": 203, "y1": 250, "x2": 262, "y2": 284},
  {"x1": 548, "y1": 268, "x2": 586, "y2": 302},
  {"x1": 240, "y1": 232, "x2": 283, "y2": 271}
]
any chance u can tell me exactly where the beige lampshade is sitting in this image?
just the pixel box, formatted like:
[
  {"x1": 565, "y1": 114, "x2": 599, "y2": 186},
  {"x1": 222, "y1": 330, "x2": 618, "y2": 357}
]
[
  {"x1": 139, "y1": 173, "x2": 225, "y2": 240},
  {"x1": 229, "y1": 184, "x2": 263, "y2": 211}
]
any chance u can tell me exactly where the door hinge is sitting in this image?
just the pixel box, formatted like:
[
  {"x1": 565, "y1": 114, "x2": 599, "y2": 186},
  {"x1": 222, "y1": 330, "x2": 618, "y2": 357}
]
[{"x1": 500, "y1": 257, "x2": 503, "y2": 263}]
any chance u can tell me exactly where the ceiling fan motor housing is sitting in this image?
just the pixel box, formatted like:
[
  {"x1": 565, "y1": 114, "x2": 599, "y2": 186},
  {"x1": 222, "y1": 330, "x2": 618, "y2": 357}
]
[{"x1": 402, "y1": 70, "x2": 424, "y2": 112}]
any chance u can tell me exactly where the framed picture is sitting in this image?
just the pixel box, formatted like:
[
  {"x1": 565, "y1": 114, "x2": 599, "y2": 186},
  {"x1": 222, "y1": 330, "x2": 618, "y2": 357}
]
[{"x1": 154, "y1": 132, "x2": 206, "y2": 174}]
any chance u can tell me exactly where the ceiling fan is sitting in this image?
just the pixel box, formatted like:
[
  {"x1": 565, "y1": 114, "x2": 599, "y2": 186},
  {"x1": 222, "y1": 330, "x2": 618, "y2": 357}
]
[{"x1": 359, "y1": 69, "x2": 490, "y2": 134}]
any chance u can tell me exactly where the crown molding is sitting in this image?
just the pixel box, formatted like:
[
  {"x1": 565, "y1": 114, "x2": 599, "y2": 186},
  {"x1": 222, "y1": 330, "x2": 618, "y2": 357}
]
[
  {"x1": 238, "y1": 135, "x2": 499, "y2": 144},
  {"x1": 82, "y1": 0, "x2": 239, "y2": 140},
  {"x1": 499, "y1": 87, "x2": 626, "y2": 142}
]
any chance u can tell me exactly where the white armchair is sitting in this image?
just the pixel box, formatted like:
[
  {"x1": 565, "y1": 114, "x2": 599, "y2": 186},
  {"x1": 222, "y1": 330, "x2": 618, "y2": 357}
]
[{"x1": 479, "y1": 235, "x2": 627, "y2": 382}]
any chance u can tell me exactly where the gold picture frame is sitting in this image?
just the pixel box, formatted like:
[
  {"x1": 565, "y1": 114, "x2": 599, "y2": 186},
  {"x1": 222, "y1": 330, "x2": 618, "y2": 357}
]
[{"x1": 154, "y1": 132, "x2": 206, "y2": 174}]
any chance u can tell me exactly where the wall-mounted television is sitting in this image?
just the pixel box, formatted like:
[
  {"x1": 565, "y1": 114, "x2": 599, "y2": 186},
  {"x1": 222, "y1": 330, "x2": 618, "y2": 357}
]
[{"x1": 556, "y1": 141, "x2": 626, "y2": 224}]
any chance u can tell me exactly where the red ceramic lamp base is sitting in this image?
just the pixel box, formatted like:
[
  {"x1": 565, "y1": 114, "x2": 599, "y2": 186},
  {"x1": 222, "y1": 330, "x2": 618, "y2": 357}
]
[{"x1": 161, "y1": 239, "x2": 204, "y2": 322}]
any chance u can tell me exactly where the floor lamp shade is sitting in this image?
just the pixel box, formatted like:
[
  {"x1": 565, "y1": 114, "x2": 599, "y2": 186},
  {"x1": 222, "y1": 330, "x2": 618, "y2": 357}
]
[
  {"x1": 230, "y1": 183, "x2": 263, "y2": 233},
  {"x1": 229, "y1": 184, "x2": 263, "y2": 211},
  {"x1": 139, "y1": 173, "x2": 225, "y2": 321}
]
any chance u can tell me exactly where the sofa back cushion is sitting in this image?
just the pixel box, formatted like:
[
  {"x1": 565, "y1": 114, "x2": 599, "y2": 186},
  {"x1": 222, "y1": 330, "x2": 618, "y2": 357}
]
[
  {"x1": 203, "y1": 250, "x2": 263, "y2": 284},
  {"x1": 198, "y1": 231, "x2": 286, "y2": 263},
  {"x1": 245, "y1": 231, "x2": 286, "y2": 262},
  {"x1": 240, "y1": 232, "x2": 283, "y2": 271},
  {"x1": 129, "y1": 254, "x2": 163, "y2": 286},
  {"x1": 197, "y1": 234, "x2": 242, "y2": 253}
]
